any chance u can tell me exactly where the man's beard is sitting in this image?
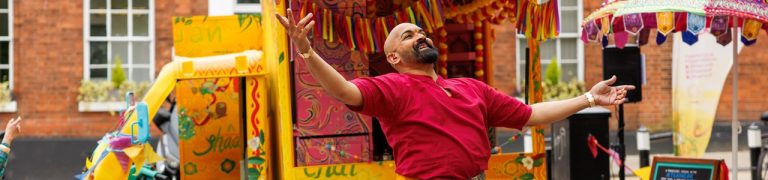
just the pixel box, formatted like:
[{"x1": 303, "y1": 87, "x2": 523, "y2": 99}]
[{"x1": 412, "y1": 39, "x2": 438, "y2": 64}]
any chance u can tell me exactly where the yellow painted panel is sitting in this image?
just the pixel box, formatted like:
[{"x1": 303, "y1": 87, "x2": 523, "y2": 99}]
[{"x1": 176, "y1": 78, "x2": 244, "y2": 179}]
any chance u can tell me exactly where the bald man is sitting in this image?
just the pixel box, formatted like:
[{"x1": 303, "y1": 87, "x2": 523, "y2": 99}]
[{"x1": 277, "y1": 11, "x2": 634, "y2": 179}]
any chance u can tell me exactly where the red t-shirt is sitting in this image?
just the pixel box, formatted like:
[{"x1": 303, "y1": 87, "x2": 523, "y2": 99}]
[{"x1": 349, "y1": 73, "x2": 532, "y2": 179}]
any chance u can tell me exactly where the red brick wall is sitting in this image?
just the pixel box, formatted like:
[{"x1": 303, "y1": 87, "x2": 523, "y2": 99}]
[
  {"x1": 490, "y1": 0, "x2": 768, "y2": 132},
  {"x1": 1, "y1": 0, "x2": 208, "y2": 137}
]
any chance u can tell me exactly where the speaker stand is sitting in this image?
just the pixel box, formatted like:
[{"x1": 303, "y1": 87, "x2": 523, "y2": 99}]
[{"x1": 618, "y1": 104, "x2": 626, "y2": 180}]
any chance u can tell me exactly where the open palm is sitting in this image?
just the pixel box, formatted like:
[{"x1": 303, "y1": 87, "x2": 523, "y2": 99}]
[{"x1": 589, "y1": 76, "x2": 636, "y2": 106}]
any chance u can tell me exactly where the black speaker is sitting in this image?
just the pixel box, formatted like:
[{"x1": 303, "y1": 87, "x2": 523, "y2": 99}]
[
  {"x1": 602, "y1": 47, "x2": 643, "y2": 103},
  {"x1": 551, "y1": 107, "x2": 611, "y2": 180}
]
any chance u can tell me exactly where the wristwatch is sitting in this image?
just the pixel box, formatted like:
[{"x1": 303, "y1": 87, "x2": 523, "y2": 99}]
[
  {"x1": 584, "y1": 92, "x2": 596, "y2": 107},
  {"x1": 298, "y1": 48, "x2": 313, "y2": 59}
]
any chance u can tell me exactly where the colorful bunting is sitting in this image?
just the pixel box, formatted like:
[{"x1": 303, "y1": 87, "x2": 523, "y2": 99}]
[
  {"x1": 656, "y1": 12, "x2": 675, "y2": 35},
  {"x1": 709, "y1": 16, "x2": 730, "y2": 37},
  {"x1": 623, "y1": 13, "x2": 644, "y2": 35}
]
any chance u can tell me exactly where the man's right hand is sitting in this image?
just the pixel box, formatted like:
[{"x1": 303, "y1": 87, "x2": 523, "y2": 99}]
[{"x1": 275, "y1": 10, "x2": 315, "y2": 54}]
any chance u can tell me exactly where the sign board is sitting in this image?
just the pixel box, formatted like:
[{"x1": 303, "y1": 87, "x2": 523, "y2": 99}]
[{"x1": 651, "y1": 157, "x2": 723, "y2": 180}]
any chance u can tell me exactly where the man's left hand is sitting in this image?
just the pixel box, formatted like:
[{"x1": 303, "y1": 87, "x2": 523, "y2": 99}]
[{"x1": 589, "y1": 75, "x2": 636, "y2": 106}]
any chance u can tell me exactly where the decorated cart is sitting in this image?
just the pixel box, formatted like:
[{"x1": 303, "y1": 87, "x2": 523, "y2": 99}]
[{"x1": 79, "y1": 0, "x2": 566, "y2": 179}]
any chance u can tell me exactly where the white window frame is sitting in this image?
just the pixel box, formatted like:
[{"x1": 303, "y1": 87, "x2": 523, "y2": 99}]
[
  {"x1": 0, "y1": 0, "x2": 13, "y2": 89},
  {"x1": 234, "y1": 0, "x2": 262, "y2": 14},
  {"x1": 515, "y1": 0, "x2": 584, "y2": 90},
  {"x1": 0, "y1": 0, "x2": 16, "y2": 112},
  {"x1": 83, "y1": 0, "x2": 156, "y2": 83}
]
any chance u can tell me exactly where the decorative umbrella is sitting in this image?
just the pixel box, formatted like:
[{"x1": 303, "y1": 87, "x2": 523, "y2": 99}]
[
  {"x1": 582, "y1": 0, "x2": 768, "y2": 179},
  {"x1": 705, "y1": 1, "x2": 768, "y2": 179}
]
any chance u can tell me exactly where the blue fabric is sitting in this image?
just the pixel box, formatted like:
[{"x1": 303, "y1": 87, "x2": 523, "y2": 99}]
[
  {"x1": 0, "y1": 149, "x2": 8, "y2": 178},
  {"x1": 602, "y1": 35, "x2": 608, "y2": 48},
  {"x1": 656, "y1": 31, "x2": 667, "y2": 45},
  {"x1": 682, "y1": 31, "x2": 699, "y2": 45},
  {"x1": 741, "y1": 36, "x2": 757, "y2": 46}
]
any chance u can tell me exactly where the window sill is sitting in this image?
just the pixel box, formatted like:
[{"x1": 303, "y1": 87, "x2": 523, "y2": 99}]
[
  {"x1": 78, "y1": 101, "x2": 125, "y2": 112},
  {"x1": 0, "y1": 101, "x2": 17, "y2": 112}
]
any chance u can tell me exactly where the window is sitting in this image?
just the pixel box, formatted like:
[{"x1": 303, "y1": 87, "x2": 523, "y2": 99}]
[
  {"x1": 235, "y1": 0, "x2": 261, "y2": 14},
  {"x1": 516, "y1": 0, "x2": 584, "y2": 88},
  {"x1": 0, "y1": 0, "x2": 11, "y2": 86},
  {"x1": 85, "y1": 0, "x2": 154, "y2": 82}
]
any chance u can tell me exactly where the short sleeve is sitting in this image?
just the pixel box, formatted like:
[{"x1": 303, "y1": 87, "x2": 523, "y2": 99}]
[
  {"x1": 479, "y1": 82, "x2": 532, "y2": 130},
  {"x1": 346, "y1": 76, "x2": 396, "y2": 119}
]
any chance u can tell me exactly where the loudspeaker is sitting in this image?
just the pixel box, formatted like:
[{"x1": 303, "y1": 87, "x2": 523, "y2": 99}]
[
  {"x1": 602, "y1": 47, "x2": 643, "y2": 103},
  {"x1": 551, "y1": 107, "x2": 611, "y2": 180}
]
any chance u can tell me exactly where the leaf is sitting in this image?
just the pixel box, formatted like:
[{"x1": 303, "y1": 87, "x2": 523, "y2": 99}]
[
  {"x1": 520, "y1": 173, "x2": 534, "y2": 180},
  {"x1": 185, "y1": 19, "x2": 193, "y2": 25},
  {"x1": 278, "y1": 52, "x2": 285, "y2": 64},
  {"x1": 248, "y1": 168, "x2": 261, "y2": 180},
  {"x1": 238, "y1": 14, "x2": 245, "y2": 28},
  {"x1": 248, "y1": 156, "x2": 265, "y2": 165},
  {"x1": 533, "y1": 158, "x2": 543, "y2": 167},
  {"x1": 202, "y1": 16, "x2": 208, "y2": 23},
  {"x1": 515, "y1": 156, "x2": 524, "y2": 164},
  {"x1": 174, "y1": 17, "x2": 180, "y2": 24},
  {"x1": 259, "y1": 129, "x2": 265, "y2": 145},
  {"x1": 537, "y1": 129, "x2": 545, "y2": 135}
]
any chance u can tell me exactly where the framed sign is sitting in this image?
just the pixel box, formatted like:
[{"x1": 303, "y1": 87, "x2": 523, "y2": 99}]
[{"x1": 650, "y1": 157, "x2": 723, "y2": 180}]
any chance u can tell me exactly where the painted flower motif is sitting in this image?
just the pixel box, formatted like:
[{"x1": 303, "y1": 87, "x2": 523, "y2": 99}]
[
  {"x1": 248, "y1": 137, "x2": 261, "y2": 150},
  {"x1": 521, "y1": 156, "x2": 534, "y2": 170}
]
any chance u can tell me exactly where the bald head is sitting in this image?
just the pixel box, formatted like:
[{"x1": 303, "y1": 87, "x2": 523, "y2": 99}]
[
  {"x1": 384, "y1": 23, "x2": 419, "y2": 53},
  {"x1": 382, "y1": 23, "x2": 438, "y2": 68}
]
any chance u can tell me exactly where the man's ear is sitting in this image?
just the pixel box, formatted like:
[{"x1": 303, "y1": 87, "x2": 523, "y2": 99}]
[{"x1": 386, "y1": 52, "x2": 400, "y2": 65}]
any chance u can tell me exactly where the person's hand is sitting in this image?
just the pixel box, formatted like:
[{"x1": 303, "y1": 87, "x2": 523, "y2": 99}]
[
  {"x1": 589, "y1": 76, "x2": 636, "y2": 106},
  {"x1": 3, "y1": 117, "x2": 21, "y2": 144},
  {"x1": 275, "y1": 10, "x2": 315, "y2": 55}
]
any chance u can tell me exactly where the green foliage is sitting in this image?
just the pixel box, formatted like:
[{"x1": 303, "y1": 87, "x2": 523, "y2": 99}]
[
  {"x1": 542, "y1": 79, "x2": 585, "y2": 101},
  {"x1": 544, "y1": 56, "x2": 561, "y2": 86},
  {"x1": 0, "y1": 81, "x2": 11, "y2": 104},
  {"x1": 77, "y1": 80, "x2": 114, "y2": 102},
  {"x1": 112, "y1": 56, "x2": 127, "y2": 89},
  {"x1": 78, "y1": 80, "x2": 152, "y2": 102}
]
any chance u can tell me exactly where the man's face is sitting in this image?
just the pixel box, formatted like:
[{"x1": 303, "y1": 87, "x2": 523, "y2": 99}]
[{"x1": 394, "y1": 25, "x2": 438, "y2": 64}]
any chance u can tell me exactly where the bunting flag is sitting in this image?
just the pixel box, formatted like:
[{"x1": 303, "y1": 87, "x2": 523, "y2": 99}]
[
  {"x1": 299, "y1": 0, "x2": 446, "y2": 54},
  {"x1": 656, "y1": 12, "x2": 675, "y2": 35},
  {"x1": 742, "y1": 19, "x2": 763, "y2": 41},
  {"x1": 622, "y1": 13, "x2": 644, "y2": 35},
  {"x1": 516, "y1": 0, "x2": 560, "y2": 41}
]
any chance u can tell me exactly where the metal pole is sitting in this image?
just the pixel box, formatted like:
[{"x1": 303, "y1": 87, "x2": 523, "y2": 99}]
[
  {"x1": 637, "y1": 126, "x2": 651, "y2": 167},
  {"x1": 731, "y1": 16, "x2": 740, "y2": 180},
  {"x1": 619, "y1": 104, "x2": 625, "y2": 180},
  {"x1": 748, "y1": 123, "x2": 762, "y2": 180}
]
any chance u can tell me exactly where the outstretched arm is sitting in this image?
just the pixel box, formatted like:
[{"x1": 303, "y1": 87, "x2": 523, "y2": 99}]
[
  {"x1": 527, "y1": 76, "x2": 635, "y2": 126},
  {"x1": 0, "y1": 117, "x2": 21, "y2": 178},
  {"x1": 275, "y1": 11, "x2": 363, "y2": 106}
]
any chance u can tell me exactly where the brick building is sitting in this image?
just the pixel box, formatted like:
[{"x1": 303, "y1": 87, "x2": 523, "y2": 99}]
[
  {"x1": 491, "y1": 0, "x2": 768, "y2": 132},
  {"x1": 0, "y1": 0, "x2": 765, "y2": 139},
  {"x1": 0, "y1": 0, "x2": 211, "y2": 137}
]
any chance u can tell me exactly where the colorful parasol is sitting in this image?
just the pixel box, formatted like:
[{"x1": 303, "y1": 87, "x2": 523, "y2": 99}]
[{"x1": 582, "y1": 0, "x2": 768, "y2": 179}]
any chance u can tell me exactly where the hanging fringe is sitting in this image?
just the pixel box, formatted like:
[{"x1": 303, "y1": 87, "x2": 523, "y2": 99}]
[
  {"x1": 516, "y1": 0, "x2": 560, "y2": 41},
  {"x1": 296, "y1": 0, "x2": 446, "y2": 54}
]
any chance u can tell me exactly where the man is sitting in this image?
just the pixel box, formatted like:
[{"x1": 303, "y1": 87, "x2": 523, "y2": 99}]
[
  {"x1": 276, "y1": 11, "x2": 634, "y2": 179},
  {"x1": 0, "y1": 117, "x2": 21, "y2": 178}
]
